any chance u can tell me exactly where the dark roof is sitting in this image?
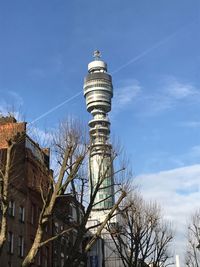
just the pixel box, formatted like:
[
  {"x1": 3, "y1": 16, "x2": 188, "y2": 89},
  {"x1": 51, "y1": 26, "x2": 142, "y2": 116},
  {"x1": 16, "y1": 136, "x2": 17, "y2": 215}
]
[{"x1": 0, "y1": 116, "x2": 17, "y2": 124}]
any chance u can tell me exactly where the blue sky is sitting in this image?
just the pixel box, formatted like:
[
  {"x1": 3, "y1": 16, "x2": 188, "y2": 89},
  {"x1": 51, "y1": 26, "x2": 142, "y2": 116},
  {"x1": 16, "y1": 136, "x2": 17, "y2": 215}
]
[
  {"x1": 0, "y1": 0, "x2": 199, "y2": 173},
  {"x1": 0, "y1": 0, "x2": 199, "y2": 262}
]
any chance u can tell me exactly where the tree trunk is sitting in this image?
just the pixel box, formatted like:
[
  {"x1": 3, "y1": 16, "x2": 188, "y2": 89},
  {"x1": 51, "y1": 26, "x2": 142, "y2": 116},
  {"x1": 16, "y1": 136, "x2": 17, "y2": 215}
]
[
  {"x1": 22, "y1": 225, "x2": 43, "y2": 267},
  {"x1": 0, "y1": 144, "x2": 13, "y2": 254}
]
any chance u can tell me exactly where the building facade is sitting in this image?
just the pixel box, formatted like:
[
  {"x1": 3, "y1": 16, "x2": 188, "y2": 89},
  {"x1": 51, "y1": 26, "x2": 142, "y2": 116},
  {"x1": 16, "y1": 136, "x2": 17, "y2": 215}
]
[
  {"x1": 53, "y1": 194, "x2": 85, "y2": 267},
  {"x1": 0, "y1": 116, "x2": 52, "y2": 267},
  {"x1": 0, "y1": 116, "x2": 85, "y2": 267}
]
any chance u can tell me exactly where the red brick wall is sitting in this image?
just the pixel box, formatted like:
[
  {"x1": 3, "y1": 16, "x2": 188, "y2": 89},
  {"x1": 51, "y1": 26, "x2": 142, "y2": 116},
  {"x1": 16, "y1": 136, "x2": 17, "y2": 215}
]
[
  {"x1": 0, "y1": 119, "x2": 52, "y2": 267},
  {"x1": 0, "y1": 122, "x2": 26, "y2": 148}
]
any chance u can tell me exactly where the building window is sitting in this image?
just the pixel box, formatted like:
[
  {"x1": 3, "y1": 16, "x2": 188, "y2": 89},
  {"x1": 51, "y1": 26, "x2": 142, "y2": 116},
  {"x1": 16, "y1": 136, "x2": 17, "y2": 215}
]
[
  {"x1": 19, "y1": 206, "x2": 25, "y2": 222},
  {"x1": 0, "y1": 150, "x2": 4, "y2": 164},
  {"x1": 37, "y1": 249, "x2": 42, "y2": 266},
  {"x1": 8, "y1": 231, "x2": 14, "y2": 254},
  {"x1": 61, "y1": 253, "x2": 65, "y2": 267},
  {"x1": 99, "y1": 194, "x2": 104, "y2": 199},
  {"x1": 31, "y1": 204, "x2": 36, "y2": 225},
  {"x1": 44, "y1": 223, "x2": 48, "y2": 233},
  {"x1": 69, "y1": 204, "x2": 73, "y2": 216},
  {"x1": 8, "y1": 200, "x2": 15, "y2": 217},
  {"x1": 0, "y1": 203, "x2": 2, "y2": 218},
  {"x1": 61, "y1": 235, "x2": 67, "y2": 246},
  {"x1": 54, "y1": 222, "x2": 59, "y2": 234},
  {"x1": 18, "y1": 236, "x2": 24, "y2": 257},
  {"x1": 43, "y1": 246, "x2": 49, "y2": 267}
]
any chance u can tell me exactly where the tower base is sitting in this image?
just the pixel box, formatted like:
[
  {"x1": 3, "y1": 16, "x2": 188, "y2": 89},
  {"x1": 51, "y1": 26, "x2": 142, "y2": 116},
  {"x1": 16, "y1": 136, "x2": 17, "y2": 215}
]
[{"x1": 87, "y1": 209, "x2": 123, "y2": 267}]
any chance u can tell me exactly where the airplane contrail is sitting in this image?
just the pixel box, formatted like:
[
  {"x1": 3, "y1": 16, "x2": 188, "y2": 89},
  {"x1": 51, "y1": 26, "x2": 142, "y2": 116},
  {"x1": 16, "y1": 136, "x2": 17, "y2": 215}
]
[
  {"x1": 111, "y1": 31, "x2": 177, "y2": 75},
  {"x1": 30, "y1": 21, "x2": 194, "y2": 125},
  {"x1": 29, "y1": 91, "x2": 82, "y2": 125},
  {"x1": 111, "y1": 20, "x2": 195, "y2": 74}
]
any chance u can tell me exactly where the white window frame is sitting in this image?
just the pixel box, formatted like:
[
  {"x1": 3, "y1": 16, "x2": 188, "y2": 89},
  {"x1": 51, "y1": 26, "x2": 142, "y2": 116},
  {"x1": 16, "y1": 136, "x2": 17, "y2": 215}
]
[
  {"x1": 8, "y1": 200, "x2": 15, "y2": 217},
  {"x1": 61, "y1": 252, "x2": 65, "y2": 267},
  {"x1": 18, "y1": 235, "x2": 24, "y2": 257},
  {"x1": 38, "y1": 249, "x2": 41, "y2": 266}
]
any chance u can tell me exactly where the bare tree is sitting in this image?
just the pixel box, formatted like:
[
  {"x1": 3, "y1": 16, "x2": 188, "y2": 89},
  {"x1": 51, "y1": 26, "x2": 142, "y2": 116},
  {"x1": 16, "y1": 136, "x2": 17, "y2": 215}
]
[
  {"x1": 0, "y1": 117, "x2": 128, "y2": 267},
  {"x1": 22, "y1": 119, "x2": 128, "y2": 267},
  {"x1": 186, "y1": 210, "x2": 200, "y2": 267},
  {"x1": 60, "y1": 126, "x2": 128, "y2": 267},
  {"x1": 21, "y1": 120, "x2": 87, "y2": 267},
  {"x1": 108, "y1": 192, "x2": 174, "y2": 267},
  {"x1": 0, "y1": 117, "x2": 86, "y2": 266}
]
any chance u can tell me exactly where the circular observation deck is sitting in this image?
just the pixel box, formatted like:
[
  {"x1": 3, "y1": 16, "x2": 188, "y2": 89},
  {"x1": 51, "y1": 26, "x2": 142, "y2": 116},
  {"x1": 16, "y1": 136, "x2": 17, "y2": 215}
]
[{"x1": 84, "y1": 72, "x2": 113, "y2": 113}]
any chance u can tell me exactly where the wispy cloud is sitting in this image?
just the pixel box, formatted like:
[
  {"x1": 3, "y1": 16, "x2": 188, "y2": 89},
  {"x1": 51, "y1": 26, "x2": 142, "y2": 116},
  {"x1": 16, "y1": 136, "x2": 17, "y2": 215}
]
[
  {"x1": 27, "y1": 125, "x2": 53, "y2": 146},
  {"x1": 112, "y1": 79, "x2": 142, "y2": 113},
  {"x1": 164, "y1": 77, "x2": 199, "y2": 100},
  {"x1": 140, "y1": 144, "x2": 200, "y2": 173},
  {"x1": 125, "y1": 77, "x2": 200, "y2": 116},
  {"x1": 188, "y1": 145, "x2": 200, "y2": 158},
  {"x1": 7, "y1": 91, "x2": 24, "y2": 106},
  {"x1": 110, "y1": 77, "x2": 200, "y2": 117},
  {"x1": 28, "y1": 54, "x2": 64, "y2": 78},
  {"x1": 137, "y1": 94, "x2": 173, "y2": 116},
  {"x1": 0, "y1": 90, "x2": 24, "y2": 118},
  {"x1": 0, "y1": 90, "x2": 23, "y2": 106},
  {"x1": 173, "y1": 145, "x2": 200, "y2": 167},
  {"x1": 135, "y1": 164, "x2": 200, "y2": 264},
  {"x1": 178, "y1": 121, "x2": 200, "y2": 128}
]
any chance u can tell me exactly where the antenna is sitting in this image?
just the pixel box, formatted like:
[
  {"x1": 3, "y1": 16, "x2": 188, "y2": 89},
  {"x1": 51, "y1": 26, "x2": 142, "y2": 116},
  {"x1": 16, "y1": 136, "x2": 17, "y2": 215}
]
[{"x1": 93, "y1": 50, "x2": 101, "y2": 60}]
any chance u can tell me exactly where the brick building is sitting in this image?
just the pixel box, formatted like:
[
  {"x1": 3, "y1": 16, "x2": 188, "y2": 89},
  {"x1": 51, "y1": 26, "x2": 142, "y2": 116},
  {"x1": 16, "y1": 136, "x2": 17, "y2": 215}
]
[
  {"x1": 0, "y1": 116, "x2": 86, "y2": 267},
  {"x1": 53, "y1": 195, "x2": 85, "y2": 267},
  {"x1": 0, "y1": 116, "x2": 52, "y2": 267}
]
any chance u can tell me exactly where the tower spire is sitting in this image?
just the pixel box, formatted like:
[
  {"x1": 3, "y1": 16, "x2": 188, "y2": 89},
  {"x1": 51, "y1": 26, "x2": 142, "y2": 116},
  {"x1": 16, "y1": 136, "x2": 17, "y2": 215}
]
[{"x1": 93, "y1": 49, "x2": 101, "y2": 60}]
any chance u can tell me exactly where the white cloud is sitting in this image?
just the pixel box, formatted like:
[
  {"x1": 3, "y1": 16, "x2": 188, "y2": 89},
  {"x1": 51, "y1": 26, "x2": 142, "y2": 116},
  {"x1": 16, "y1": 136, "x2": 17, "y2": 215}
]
[
  {"x1": 111, "y1": 77, "x2": 199, "y2": 117},
  {"x1": 129, "y1": 77, "x2": 200, "y2": 116},
  {"x1": 27, "y1": 125, "x2": 54, "y2": 147},
  {"x1": 0, "y1": 107, "x2": 23, "y2": 122},
  {"x1": 135, "y1": 164, "x2": 200, "y2": 265},
  {"x1": 178, "y1": 121, "x2": 200, "y2": 128},
  {"x1": 146, "y1": 145, "x2": 200, "y2": 171},
  {"x1": 189, "y1": 145, "x2": 200, "y2": 158},
  {"x1": 164, "y1": 78, "x2": 199, "y2": 100},
  {"x1": 0, "y1": 90, "x2": 24, "y2": 116},
  {"x1": 28, "y1": 54, "x2": 64, "y2": 78},
  {"x1": 176, "y1": 145, "x2": 200, "y2": 166},
  {"x1": 137, "y1": 94, "x2": 173, "y2": 115},
  {"x1": 113, "y1": 79, "x2": 142, "y2": 112},
  {"x1": 8, "y1": 91, "x2": 24, "y2": 106}
]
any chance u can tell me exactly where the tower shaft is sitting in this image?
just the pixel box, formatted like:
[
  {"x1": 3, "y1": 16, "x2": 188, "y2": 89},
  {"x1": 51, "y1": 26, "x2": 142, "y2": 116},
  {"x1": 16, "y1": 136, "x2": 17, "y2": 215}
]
[{"x1": 84, "y1": 51, "x2": 114, "y2": 210}]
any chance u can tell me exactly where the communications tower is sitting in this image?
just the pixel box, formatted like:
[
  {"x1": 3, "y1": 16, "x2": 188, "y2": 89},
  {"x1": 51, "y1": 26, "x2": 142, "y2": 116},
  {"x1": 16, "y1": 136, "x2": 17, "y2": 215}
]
[
  {"x1": 84, "y1": 51, "x2": 122, "y2": 267},
  {"x1": 83, "y1": 50, "x2": 115, "y2": 213}
]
